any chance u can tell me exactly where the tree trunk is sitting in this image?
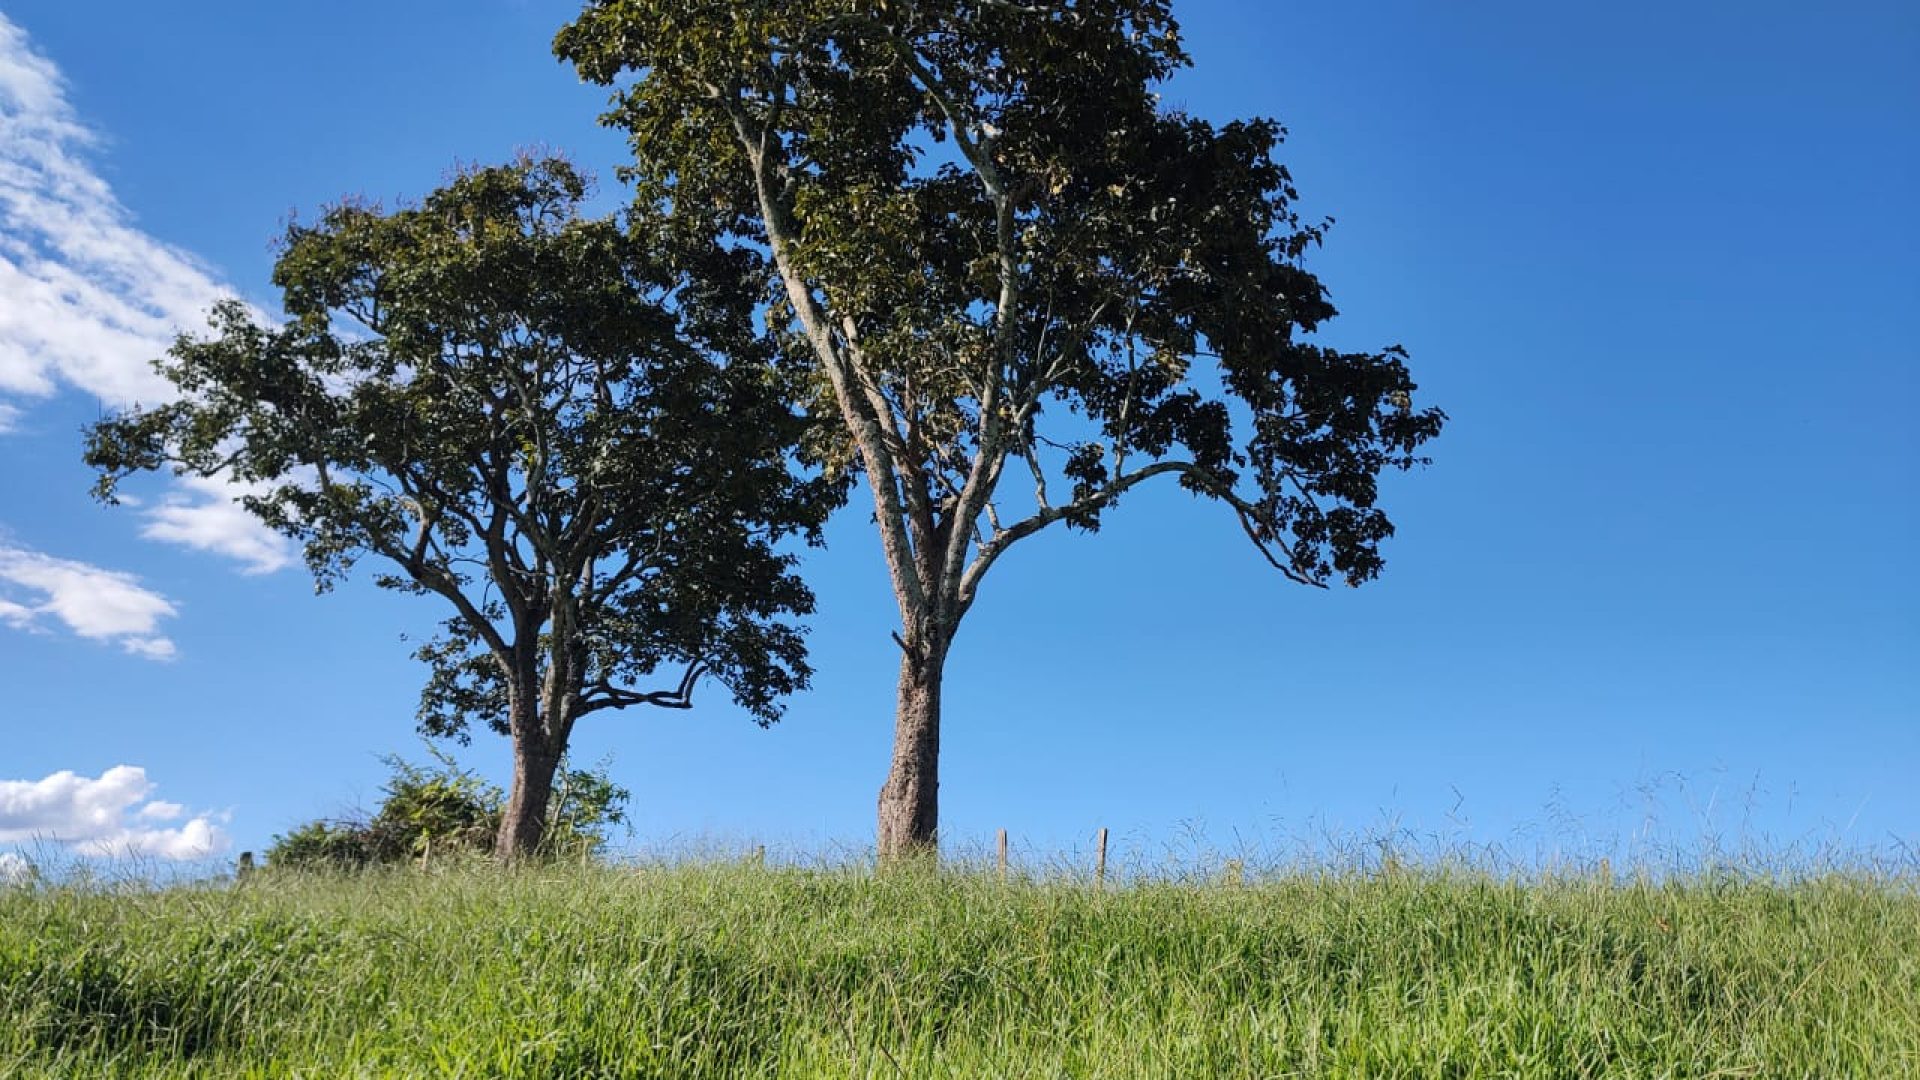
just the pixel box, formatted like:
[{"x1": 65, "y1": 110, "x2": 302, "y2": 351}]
[
  {"x1": 497, "y1": 732, "x2": 560, "y2": 862},
  {"x1": 877, "y1": 639, "x2": 947, "y2": 861}
]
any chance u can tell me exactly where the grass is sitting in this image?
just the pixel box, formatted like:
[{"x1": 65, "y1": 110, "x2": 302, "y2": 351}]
[{"x1": 1, "y1": 858, "x2": 1915, "y2": 1077}]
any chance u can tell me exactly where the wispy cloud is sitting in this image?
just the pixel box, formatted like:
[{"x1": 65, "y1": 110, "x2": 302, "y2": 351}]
[
  {"x1": 143, "y1": 474, "x2": 295, "y2": 574},
  {"x1": 0, "y1": 542, "x2": 177, "y2": 659},
  {"x1": 0, "y1": 766, "x2": 229, "y2": 860},
  {"x1": 0, "y1": 12, "x2": 291, "y2": 574},
  {"x1": 0, "y1": 12, "x2": 226, "y2": 409}
]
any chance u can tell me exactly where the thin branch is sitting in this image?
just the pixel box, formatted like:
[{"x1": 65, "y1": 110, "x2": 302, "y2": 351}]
[
  {"x1": 955, "y1": 459, "x2": 1324, "y2": 615},
  {"x1": 312, "y1": 459, "x2": 512, "y2": 660},
  {"x1": 890, "y1": 630, "x2": 924, "y2": 664}
]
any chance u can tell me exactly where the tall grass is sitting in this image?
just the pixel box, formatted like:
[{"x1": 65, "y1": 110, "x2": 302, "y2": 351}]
[{"x1": 2, "y1": 858, "x2": 1915, "y2": 1077}]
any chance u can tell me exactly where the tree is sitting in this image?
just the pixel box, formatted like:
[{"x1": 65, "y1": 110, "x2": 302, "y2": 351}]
[
  {"x1": 85, "y1": 156, "x2": 834, "y2": 860},
  {"x1": 557, "y1": 1, "x2": 1447, "y2": 859}
]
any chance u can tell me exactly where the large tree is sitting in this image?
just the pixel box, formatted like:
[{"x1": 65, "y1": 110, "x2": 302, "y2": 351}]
[
  {"x1": 85, "y1": 157, "x2": 833, "y2": 859},
  {"x1": 558, "y1": 0, "x2": 1446, "y2": 858}
]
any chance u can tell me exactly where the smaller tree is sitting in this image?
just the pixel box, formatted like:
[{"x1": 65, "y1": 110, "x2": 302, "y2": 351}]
[{"x1": 86, "y1": 156, "x2": 835, "y2": 859}]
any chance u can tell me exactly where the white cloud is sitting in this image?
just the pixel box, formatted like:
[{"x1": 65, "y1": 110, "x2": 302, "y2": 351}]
[
  {"x1": 0, "y1": 542, "x2": 177, "y2": 658},
  {"x1": 141, "y1": 474, "x2": 294, "y2": 574},
  {"x1": 0, "y1": 765, "x2": 229, "y2": 860},
  {"x1": 138, "y1": 800, "x2": 185, "y2": 822},
  {"x1": 75, "y1": 815, "x2": 227, "y2": 860},
  {"x1": 120, "y1": 635, "x2": 178, "y2": 661},
  {"x1": 0, "y1": 13, "x2": 227, "y2": 409},
  {"x1": 0, "y1": 595, "x2": 33, "y2": 627},
  {"x1": 0, "y1": 13, "x2": 287, "y2": 575}
]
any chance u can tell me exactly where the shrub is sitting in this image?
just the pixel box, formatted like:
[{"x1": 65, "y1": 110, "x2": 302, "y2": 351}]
[{"x1": 266, "y1": 749, "x2": 627, "y2": 869}]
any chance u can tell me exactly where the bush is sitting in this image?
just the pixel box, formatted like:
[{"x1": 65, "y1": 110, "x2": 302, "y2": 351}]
[
  {"x1": 266, "y1": 749, "x2": 628, "y2": 869},
  {"x1": 263, "y1": 820, "x2": 384, "y2": 869}
]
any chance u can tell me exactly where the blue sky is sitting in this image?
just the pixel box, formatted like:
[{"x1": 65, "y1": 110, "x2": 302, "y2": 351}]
[{"x1": 1, "y1": 1, "x2": 1913, "y2": 869}]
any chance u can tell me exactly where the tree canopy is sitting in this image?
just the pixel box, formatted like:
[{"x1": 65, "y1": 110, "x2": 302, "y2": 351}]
[
  {"x1": 85, "y1": 156, "x2": 836, "y2": 857},
  {"x1": 558, "y1": 0, "x2": 1446, "y2": 855}
]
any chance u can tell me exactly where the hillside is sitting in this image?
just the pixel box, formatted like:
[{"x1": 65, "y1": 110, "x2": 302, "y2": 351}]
[{"x1": 3, "y1": 863, "x2": 1915, "y2": 1077}]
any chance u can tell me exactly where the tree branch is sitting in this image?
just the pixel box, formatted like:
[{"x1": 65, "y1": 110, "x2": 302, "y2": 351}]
[
  {"x1": 577, "y1": 660, "x2": 705, "y2": 716},
  {"x1": 882, "y1": 40, "x2": 1022, "y2": 612},
  {"x1": 713, "y1": 85, "x2": 930, "y2": 616},
  {"x1": 954, "y1": 458, "x2": 1323, "y2": 614},
  {"x1": 312, "y1": 459, "x2": 514, "y2": 661}
]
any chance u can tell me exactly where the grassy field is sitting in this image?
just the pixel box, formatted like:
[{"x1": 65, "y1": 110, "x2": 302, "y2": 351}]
[{"x1": 1, "y1": 859, "x2": 1914, "y2": 1078}]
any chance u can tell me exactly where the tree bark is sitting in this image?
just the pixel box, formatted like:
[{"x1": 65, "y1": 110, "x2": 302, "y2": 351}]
[
  {"x1": 877, "y1": 638, "x2": 947, "y2": 861},
  {"x1": 496, "y1": 669, "x2": 559, "y2": 862},
  {"x1": 497, "y1": 733, "x2": 560, "y2": 861}
]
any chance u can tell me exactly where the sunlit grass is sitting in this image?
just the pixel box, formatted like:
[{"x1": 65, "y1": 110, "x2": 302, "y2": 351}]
[{"x1": 2, "y1": 855, "x2": 1915, "y2": 1077}]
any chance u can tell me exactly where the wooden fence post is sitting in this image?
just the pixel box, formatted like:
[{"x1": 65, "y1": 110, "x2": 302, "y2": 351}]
[
  {"x1": 1095, "y1": 827, "x2": 1109, "y2": 886},
  {"x1": 996, "y1": 828, "x2": 1008, "y2": 882},
  {"x1": 752, "y1": 845, "x2": 766, "y2": 868}
]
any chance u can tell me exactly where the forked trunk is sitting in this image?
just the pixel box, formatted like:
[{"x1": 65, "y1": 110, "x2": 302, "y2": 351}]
[
  {"x1": 497, "y1": 733, "x2": 559, "y2": 861},
  {"x1": 877, "y1": 641, "x2": 946, "y2": 861}
]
